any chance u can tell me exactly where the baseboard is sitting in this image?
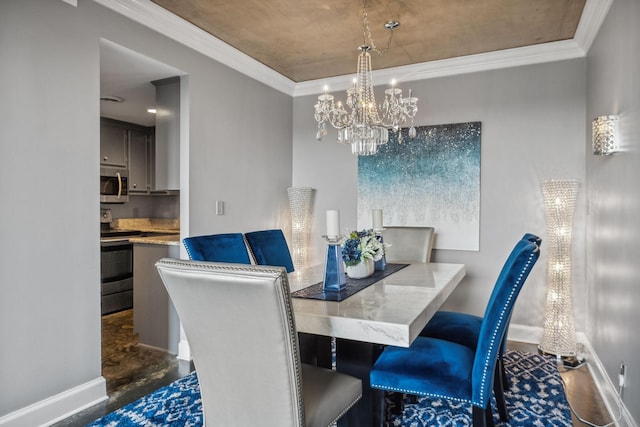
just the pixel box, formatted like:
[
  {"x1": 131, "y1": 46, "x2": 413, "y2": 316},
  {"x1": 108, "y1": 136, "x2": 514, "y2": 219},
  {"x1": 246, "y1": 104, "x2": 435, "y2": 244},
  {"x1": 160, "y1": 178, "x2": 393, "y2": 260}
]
[
  {"x1": 507, "y1": 323, "x2": 541, "y2": 344},
  {"x1": 137, "y1": 342, "x2": 177, "y2": 355},
  {"x1": 177, "y1": 338, "x2": 191, "y2": 361},
  {"x1": 580, "y1": 338, "x2": 637, "y2": 427},
  {"x1": 0, "y1": 377, "x2": 107, "y2": 427},
  {"x1": 508, "y1": 323, "x2": 636, "y2": 427}
]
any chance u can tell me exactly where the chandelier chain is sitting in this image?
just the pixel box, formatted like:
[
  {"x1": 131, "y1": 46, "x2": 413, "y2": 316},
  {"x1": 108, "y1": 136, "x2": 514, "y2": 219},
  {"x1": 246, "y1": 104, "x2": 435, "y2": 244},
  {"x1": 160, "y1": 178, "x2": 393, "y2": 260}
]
[{"x1": 361, "y1": 0, "x2": 394, "y2": 55}]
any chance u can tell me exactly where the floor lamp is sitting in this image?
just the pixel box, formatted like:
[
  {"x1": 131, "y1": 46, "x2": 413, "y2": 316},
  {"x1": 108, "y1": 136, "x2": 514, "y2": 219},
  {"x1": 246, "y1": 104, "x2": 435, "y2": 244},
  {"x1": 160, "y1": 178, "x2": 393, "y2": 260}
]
[
  {"x1": 538, "y1": 179, "x2": 580, "y2": 365},
  {"x1": 287, "y1": 187, "x2": 314, "y2": 270}
]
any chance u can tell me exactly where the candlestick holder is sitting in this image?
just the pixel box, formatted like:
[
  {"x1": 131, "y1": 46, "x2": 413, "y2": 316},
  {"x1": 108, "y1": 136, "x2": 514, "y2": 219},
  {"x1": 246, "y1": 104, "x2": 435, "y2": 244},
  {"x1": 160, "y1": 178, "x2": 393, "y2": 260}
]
[
  {"x1": 322, "y1": 235, "x2": 346, "y2": 292},
  {"x1": 373, "y1": 230, "x2": 387, "y2": 271}
]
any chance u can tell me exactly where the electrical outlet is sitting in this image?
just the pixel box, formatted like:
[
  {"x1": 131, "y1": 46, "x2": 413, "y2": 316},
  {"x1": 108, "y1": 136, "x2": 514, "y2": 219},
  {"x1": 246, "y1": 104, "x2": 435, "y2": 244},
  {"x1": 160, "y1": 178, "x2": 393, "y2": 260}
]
[{"x1": 216, "y1": 200, "x2": 225, "y2": 215}]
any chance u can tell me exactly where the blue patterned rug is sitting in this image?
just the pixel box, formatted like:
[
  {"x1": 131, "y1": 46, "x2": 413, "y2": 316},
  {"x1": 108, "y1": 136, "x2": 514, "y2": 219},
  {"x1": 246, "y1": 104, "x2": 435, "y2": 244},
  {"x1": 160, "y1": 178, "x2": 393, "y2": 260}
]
[
  {"x1": 87, "y1": 350, "x2": 572, "y2": 426},
  {"x1": 386, "y1": 350, "x2": 572, "y2": 426}
]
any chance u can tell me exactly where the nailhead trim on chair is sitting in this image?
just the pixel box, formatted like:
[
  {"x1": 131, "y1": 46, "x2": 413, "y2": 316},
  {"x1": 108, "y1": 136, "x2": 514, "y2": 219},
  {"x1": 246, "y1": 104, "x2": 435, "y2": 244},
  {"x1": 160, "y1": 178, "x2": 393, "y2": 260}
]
[
  {"x1": 278, "y1": 265, "x2": 306, "y2": 425},
  {"x1": 474, "y1": 246, "x2": 538, "y2": 407},
  {"x1": 183, "y1": 244, "x2": 194, "y2": 260},
  {"x1": 329, "y1": 393, "x2": 364, "y2": 425}
]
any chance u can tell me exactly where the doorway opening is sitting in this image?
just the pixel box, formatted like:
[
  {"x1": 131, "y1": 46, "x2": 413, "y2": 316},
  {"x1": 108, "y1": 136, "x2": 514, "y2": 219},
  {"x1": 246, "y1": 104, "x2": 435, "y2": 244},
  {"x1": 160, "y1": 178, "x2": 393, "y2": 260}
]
[{"x1": 99, "y1": 39, "x2": 187, "y2": 399}]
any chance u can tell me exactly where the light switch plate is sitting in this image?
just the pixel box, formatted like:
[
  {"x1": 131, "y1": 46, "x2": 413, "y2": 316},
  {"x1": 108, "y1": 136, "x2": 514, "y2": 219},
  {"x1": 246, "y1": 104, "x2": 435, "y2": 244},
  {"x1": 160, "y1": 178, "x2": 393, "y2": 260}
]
[{"x1": 216, "y1": 200, "x2": 224, "y2": 215}]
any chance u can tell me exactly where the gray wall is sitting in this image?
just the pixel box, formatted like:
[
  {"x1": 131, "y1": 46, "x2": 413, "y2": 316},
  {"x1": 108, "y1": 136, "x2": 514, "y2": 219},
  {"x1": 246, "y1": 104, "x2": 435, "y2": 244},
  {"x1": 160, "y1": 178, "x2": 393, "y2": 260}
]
[
  {"x1": 0, "y1": 0, "x2": 291, "y2": 420},
  {"x1": 586, "y1": 0, "x2": 640, "y2": 420},
  {"x1": 293, "y1": 58, "x2": 587, "y2": 333}
]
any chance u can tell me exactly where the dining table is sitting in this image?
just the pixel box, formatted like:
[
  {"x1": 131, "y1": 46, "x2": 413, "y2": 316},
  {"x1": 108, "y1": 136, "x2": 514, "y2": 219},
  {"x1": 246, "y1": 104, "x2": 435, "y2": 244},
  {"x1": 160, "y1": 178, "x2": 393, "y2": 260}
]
[{"x1": 288, "y1": 262, "x2": 466, "y2": 427}]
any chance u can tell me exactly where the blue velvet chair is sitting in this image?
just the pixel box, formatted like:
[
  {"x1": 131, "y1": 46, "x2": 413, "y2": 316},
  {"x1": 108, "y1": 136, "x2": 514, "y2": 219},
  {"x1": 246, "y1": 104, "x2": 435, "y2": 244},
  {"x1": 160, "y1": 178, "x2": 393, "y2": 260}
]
[
  {"x1": 244, "y1": 229, "x2": 295, "y2": 273},
  {"x1": 418, "y1": 233, "x2": 541, "y2": 421},
  {"x1": 370, "y1": 238, "x2": 540, "y2": 427},
  {"x1": 183, "y1": 233, "x2": 252, "y2": 264}
]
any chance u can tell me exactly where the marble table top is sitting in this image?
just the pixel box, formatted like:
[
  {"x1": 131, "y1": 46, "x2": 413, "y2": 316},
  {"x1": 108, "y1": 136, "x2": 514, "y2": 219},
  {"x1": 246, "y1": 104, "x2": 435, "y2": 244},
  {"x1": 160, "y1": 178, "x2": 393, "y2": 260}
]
[{"x1": 288, "y1": 262, "x2": 466, "y2": 347}]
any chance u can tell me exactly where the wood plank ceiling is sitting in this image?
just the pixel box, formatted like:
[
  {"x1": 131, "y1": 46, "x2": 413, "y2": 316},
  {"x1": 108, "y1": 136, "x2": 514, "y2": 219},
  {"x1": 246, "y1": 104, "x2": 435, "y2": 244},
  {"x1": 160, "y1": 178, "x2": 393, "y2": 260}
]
[{"x1": 150, "y1": 0, "x2": 586, "y2": 83}]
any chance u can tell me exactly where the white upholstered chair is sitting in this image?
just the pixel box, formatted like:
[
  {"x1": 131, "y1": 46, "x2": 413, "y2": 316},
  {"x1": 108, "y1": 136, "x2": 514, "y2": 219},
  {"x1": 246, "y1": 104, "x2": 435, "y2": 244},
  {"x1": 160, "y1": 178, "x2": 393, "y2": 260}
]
[
  {"x1": 155, "y1": 259, "x2": 362, "y2": 427},
  {"x1": 382, "y1": 226, "x2": 435, "y2": 263}
]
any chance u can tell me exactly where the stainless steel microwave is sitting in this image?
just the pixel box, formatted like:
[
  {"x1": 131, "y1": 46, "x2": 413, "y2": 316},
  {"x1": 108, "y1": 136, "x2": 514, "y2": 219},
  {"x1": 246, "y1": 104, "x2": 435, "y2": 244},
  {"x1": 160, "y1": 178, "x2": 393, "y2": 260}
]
[{"x1": 100, "y1": 167, "x2": 129, "y2": 203}]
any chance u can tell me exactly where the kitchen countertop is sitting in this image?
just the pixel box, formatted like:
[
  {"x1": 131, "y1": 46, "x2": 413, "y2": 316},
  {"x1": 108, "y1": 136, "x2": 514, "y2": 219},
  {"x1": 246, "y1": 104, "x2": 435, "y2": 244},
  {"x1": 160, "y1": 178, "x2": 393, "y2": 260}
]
[
  {"x1": 111, "y1": 218, "x2": 180, "y2": 234},
  {"x1": 105, "y1": 218, "x2": 181, "y2": 246},
  {"x1": 130, "y1": 234, "x2": 180, "y2": 246}
]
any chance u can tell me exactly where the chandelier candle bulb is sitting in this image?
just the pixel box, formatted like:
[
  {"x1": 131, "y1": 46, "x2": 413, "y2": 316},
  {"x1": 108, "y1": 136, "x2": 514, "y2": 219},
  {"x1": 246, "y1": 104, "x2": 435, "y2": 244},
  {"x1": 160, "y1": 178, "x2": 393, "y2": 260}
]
[
  {"x1": 372, "y1": 209, "x2": 383, "y2": 231},
  {"x1": 326, "y1": 210, "x2": 340, "y2": 239}
]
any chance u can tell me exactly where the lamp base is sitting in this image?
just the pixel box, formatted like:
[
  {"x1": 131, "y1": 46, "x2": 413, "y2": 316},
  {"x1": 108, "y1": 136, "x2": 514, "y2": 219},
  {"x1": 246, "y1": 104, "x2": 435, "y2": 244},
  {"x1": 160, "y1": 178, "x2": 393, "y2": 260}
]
[
  {"x1": 323, "y1": 243, "x2": 346, "y2": 292},
  {"x1": 537, "y1": 346, "x2": 585, "y2": 368}
]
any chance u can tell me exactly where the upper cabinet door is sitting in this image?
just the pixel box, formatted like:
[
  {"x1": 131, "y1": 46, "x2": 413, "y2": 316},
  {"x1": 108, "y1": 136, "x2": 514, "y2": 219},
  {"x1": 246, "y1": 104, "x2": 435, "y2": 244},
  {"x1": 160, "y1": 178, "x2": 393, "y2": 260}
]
[
  {"x1": 152, "y1": 77, "x2": 180, "y2": 191},
  {"x1": 100, "y1": 119, "x2": 128, "y2": 168},
  {"x1": 129, "y1": 128, "x2": 154, "y2": 193}
]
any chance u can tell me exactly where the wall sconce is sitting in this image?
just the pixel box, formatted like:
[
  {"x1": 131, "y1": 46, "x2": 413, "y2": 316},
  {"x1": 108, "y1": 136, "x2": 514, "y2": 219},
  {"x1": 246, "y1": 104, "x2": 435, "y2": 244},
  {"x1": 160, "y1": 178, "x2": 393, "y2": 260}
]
[{"x1": 592, "y1": 115, "x2": 619, "y2": 155}]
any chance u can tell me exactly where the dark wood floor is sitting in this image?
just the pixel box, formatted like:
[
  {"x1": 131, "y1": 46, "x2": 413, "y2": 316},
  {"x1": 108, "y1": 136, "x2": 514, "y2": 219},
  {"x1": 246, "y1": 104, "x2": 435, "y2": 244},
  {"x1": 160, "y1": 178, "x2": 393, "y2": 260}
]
[
  {"x1": 55, "y1": 310, "x2": 612, "y2": 426},
  {"x1": 508, "y1": 341, "x2": 613, "y2": 427}
]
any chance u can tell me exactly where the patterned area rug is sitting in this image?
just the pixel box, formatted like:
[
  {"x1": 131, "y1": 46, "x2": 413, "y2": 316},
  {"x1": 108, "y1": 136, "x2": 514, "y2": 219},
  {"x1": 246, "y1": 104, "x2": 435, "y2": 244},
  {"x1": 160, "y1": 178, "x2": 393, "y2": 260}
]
[
  {"x1": 87, "y1": 350, "x2": 572, "y2": 426},
  {"x1": 386, "y1": 350, "x2": 573, "y2": 426}
]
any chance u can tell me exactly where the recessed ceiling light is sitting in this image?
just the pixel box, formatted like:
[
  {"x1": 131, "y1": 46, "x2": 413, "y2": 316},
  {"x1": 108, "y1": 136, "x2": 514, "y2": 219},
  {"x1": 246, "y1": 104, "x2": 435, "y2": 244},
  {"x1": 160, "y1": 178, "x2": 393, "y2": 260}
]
[
  {"x1": 100, "y1": 95, "x2": 125, "y2": 103},
  {"x1": 147, "y1": 108, "x2": 157, "y2": 114}
]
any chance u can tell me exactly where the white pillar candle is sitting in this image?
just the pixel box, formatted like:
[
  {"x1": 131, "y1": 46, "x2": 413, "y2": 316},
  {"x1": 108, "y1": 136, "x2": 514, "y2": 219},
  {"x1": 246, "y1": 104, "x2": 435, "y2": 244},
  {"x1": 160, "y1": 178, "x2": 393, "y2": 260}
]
[
  {"x1": 372, "y1": 209, "x2": 383, "y2": 231},
  {"x1": 326, "y1": 210, "x2": 340, "y2": 238}
]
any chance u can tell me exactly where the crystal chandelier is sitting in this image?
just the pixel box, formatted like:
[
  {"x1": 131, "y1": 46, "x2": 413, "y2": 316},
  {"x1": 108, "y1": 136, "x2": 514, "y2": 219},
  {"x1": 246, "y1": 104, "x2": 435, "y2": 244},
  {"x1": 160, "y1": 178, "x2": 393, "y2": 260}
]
[{"x1": 314, "y1": 3, "x2": 418, "y2": 156}]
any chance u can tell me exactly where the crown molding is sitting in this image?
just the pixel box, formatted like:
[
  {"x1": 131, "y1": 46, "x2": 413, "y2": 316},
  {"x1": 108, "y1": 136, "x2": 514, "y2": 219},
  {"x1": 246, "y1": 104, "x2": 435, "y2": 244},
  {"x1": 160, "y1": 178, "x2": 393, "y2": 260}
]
[
  {"x1": 93, "y1": 0, "x2": 611, "y2": 98},
  {"x1": 573, "y1": 0, "x2": 614, "y2": 53},
  {"x1": 294, "y1": 39, "x2": 586, "y2": 97}
]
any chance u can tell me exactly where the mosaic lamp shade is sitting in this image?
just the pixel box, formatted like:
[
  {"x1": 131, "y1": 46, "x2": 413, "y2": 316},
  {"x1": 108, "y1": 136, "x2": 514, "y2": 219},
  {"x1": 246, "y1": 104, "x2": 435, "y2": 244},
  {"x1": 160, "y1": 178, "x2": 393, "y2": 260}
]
[
  {"x1": 287, "y1": 187, "x2": 314, "y2": 270},
  {"x1": 538, "y1": 179, "x2": 579, "y2": 358}
]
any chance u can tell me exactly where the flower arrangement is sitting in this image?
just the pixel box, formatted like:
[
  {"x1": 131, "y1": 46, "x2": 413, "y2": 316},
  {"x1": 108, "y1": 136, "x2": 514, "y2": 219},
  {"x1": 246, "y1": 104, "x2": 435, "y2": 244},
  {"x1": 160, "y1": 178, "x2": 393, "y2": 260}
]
[{"x1": 341, "y1": 229, "x2": 387, "y2": 266}]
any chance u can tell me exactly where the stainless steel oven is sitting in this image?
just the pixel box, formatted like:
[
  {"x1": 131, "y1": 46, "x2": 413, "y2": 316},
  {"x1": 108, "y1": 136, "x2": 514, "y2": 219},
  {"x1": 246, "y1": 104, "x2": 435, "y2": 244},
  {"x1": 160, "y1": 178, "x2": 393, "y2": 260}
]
[
  {"x1": 101, "y1": 240, "x2": 133, "y2": 315},
  {"x1": 100, "y1": 209, "x2": 139, "y2": 315}
]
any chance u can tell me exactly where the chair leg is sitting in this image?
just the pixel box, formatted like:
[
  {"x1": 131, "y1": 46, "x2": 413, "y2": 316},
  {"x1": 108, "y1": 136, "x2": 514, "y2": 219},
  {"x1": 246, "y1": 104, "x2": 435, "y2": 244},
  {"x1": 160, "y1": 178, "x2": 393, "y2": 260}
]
[
  {"x1": 500, "y1": 355, "x2": 509, "y2": 389},
  {"x1": 494, "y1": 363, "x2": 509, "y2": 422},
  {"x1": 472, "y1": 405, "x2": 487, "y2": 427},
  {"x1": 472, "y1": 403, "x2": 494, "y2": 427},
  {"x1": 372, "y1": 388, "x2": 386, "y2": 427},
  {"x1": 486, "y1": 402, "x2": 495, "y2": 427},
  {"x1": 390, "y1": 392, "x2": 403, "y2": 415},
  {"x1": 499, "y1": 337, "x2": 509, "y2": 389}
]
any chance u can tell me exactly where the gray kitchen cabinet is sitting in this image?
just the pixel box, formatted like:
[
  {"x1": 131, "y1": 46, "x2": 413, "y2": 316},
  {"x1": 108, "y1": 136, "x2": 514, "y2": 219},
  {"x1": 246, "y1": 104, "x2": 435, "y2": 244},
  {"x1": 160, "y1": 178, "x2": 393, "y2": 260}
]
[
  {"x1": 152, "y1": 77, "x2": 180, "y2": 191},
  {"x1": 133, "y1": 242, "x2": 180, "y2": 354},
  {"x1": 128, "y1": 128, "x2": 154, "y2": 193},
  {"x1": 100, "y1": 118, "x2": 128, "y2": 167}
]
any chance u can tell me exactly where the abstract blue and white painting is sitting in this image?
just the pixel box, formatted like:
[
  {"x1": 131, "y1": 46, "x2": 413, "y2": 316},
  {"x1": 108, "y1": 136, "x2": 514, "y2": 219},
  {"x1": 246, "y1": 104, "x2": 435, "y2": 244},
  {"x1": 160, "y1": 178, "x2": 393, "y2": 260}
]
[{"x1": 358, "y1": 122, "x2": 481, "y2": 251}]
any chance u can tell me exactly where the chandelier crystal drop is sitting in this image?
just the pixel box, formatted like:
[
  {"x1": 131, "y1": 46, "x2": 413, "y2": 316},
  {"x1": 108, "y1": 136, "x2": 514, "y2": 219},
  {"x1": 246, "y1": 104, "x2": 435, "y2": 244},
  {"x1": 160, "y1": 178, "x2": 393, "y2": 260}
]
[{"x1": 313, "y1": 5, "x2": 418, "y2": 156}]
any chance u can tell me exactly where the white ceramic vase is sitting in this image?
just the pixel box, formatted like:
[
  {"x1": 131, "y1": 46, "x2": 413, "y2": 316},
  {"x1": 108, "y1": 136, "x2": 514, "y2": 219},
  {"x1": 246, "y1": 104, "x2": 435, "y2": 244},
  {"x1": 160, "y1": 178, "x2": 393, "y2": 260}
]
[{"x1": 346, "y1": 258, "x2": 374, "y2": 279}]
